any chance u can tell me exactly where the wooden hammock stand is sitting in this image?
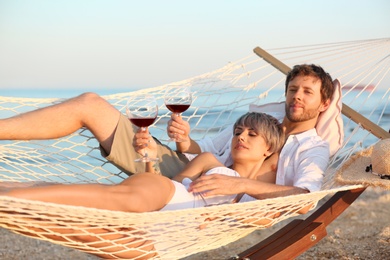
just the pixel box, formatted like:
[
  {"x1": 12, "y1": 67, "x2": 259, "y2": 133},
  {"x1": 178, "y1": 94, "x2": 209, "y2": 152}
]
[{"x1": 235, "y1": 47, "x2": 390, "y2": 260}]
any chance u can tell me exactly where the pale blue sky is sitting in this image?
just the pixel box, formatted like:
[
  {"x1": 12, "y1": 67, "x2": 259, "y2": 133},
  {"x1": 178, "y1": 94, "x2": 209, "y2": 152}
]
[{"x1": 0, "y1": 0, "x2": 389, "y2": 91}]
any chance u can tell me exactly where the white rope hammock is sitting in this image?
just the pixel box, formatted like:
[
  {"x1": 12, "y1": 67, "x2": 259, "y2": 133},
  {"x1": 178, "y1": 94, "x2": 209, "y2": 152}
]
[{"x1": 1, "y1": 38, "x2": 390, "y2": 259}]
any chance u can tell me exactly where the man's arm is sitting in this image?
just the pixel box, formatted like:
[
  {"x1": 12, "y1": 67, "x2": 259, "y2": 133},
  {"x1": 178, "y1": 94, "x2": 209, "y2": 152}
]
[
  {"x1": 167, "y1": 113, "x2": 202, "y2": 153},
  {"x1": 176, "y1": 137, "x2": 202, "y2": 154},
  {"x1": 188, "y1": 174, "x2": 308, "y2": 199},
  {"x1": 168, "y1": 113, "x2": 234, "y2": 156},
  {"x1": 240, "y1": 178, "x2": 309, "y2": 199}
]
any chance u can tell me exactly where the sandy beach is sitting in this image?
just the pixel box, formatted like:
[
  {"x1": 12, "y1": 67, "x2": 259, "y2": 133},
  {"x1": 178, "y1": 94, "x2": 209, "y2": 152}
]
[{"x1": 1, "y1": 187, "x2": 389, "y2": 259}]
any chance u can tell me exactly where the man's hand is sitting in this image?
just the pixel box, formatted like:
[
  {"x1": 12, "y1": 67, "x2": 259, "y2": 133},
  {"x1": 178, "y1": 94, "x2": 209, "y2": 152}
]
[
  {"x1": 132, "y1": 128, "x2": 158, "y2": 158},
  {"x1": 167, "y1": 113, "x2": 198, "y2": 153},
  {"x1": 188, "y1": 174, "x2": 243, "y2": 197},
  {"x1": 167, "y1": 113, "x2": 191, "y2": 142}
]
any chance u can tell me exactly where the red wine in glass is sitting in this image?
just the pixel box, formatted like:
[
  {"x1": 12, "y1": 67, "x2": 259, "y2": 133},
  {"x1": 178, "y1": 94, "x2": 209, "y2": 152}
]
[
  {"x1": 126, "y1": 95, "x2": 159, "y2": 163},
  {"x1": 130, "y1": 117, "x2": 157, "y2": 128},
  {"x1": 165, "y1": 104, "x2": 190, "y2": 114},
  {"x1": 164, "y1": 85, "x2": 192, "y2": 142}
]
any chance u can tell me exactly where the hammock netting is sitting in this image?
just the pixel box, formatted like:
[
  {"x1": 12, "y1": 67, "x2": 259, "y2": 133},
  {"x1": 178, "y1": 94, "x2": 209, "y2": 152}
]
[{"x1": 1, "y1": 38, "x2": 389, "y2": 259}]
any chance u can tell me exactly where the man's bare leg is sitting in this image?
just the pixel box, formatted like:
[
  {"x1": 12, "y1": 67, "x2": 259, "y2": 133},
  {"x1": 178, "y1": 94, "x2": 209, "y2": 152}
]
[{"x1": 0, "y1": 92, "x2": 120, "y2": 154}]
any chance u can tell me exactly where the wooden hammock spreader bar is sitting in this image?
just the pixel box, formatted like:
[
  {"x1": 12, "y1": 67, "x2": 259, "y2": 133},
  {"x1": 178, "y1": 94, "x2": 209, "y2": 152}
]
[
  {"x1": 253, "y1": 46, "x2": 390, "y2": 140},
  {"x1": 341, "y1": 105, "x2": 390, "y2": 140},
  {"x1": 236, "y1": 187, "x2": 366, "y2": 260},
  {"x1": 232, "y1": 47, "x2": 390, "y2": 259}
]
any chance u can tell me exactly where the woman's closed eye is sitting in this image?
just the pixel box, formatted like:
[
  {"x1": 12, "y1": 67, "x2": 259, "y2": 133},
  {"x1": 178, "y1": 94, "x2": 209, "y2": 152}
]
[{"x1": 234, "y1": 128, "x2": 258, "y2": 137}]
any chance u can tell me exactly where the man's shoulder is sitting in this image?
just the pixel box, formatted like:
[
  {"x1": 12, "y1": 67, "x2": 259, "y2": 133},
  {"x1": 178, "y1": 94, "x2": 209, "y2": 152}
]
[{"x1": 295, "y1": 129, "x2": 329, "y2": 149}]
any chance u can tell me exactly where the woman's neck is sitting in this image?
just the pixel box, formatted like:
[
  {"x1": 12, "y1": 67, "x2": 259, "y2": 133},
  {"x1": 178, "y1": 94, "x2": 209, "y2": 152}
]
[{"x1": 232, "y1": 160, "x2": 265, "y2": 180}]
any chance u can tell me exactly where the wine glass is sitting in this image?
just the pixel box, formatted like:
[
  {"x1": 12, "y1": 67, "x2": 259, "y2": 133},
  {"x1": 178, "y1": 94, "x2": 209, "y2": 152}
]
[
  {"x1": 164, "y1": 85, "x2": 192, "y2": 142},
  {"x1": 126, "y1": 95, "x2": 159, "y2": 163}
]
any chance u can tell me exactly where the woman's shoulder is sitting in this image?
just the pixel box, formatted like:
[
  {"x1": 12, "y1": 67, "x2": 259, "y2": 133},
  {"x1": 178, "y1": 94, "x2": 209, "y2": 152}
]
[{"x1": 197, "y1": 152, "x2": 221, "y2": 164}]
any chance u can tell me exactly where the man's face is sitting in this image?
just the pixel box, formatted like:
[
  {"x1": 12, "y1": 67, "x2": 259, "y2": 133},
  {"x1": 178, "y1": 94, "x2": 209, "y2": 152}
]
[{"x1": 285, "y1": 75, "x2": 327, "y2": 122}]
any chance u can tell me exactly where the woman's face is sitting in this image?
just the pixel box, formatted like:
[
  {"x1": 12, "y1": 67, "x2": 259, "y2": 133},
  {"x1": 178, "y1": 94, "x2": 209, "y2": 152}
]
[{"x1": 231, "y1": 125, "x2": 270, "y2": 163}]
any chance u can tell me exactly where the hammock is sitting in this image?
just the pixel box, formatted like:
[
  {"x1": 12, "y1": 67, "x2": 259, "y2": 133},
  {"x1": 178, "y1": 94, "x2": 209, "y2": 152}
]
[{"x1": 1, "y1": 38, "x2": 390, "y2": 259}]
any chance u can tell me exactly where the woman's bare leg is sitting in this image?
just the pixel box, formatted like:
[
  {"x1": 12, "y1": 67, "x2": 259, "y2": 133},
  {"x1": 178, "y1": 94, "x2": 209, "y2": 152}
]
[
  {"x1": 0, "y1": 181, "x2": 55, "y2": 192},
  {"x1": 0, "y1": 172, "x2": 175, "y2": 212},
  {"x1": 0, "y1": 92, "x2": 120, "y2": 154}
]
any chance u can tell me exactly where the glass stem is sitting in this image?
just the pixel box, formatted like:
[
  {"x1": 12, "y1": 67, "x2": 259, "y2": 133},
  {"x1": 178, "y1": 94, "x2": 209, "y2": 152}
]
[{"x1": 141, "y1": 127, "x2": 148, "y2": 158}]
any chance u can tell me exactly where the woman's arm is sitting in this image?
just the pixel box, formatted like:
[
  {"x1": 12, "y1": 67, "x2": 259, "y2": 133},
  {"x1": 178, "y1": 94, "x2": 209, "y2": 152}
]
[{"x1": 172, "y1": 152, "x2": 223, "y2": 183}]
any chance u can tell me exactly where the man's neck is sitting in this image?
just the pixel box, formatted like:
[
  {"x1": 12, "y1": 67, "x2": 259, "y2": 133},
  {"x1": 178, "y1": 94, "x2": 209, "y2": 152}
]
[{"x1": 282, "y1": 117, "x2": 317, "y2": 137}]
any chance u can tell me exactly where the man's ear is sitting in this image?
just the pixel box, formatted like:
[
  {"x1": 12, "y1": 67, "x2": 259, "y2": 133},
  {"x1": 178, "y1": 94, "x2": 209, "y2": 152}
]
[{"x1": 319, "y1": 99, "x2": 331, "y2": 113}]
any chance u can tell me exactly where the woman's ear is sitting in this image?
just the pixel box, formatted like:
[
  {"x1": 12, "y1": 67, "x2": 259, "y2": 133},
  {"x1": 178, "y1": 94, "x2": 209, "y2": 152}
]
[{"x1": 264, "y1": 150, "x2": 273, "y2": 158}]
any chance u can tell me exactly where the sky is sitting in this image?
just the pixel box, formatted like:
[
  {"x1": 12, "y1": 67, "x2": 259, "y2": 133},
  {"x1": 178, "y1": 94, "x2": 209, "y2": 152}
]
[{"x1": 0, "y1": 0, "x2": 389, "y2": 92}]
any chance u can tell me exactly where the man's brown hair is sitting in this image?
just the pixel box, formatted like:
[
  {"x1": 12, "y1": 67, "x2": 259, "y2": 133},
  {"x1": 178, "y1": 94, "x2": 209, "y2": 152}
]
[{"x1": 285, "y1": 64, "x2": 334, "y2": 103}]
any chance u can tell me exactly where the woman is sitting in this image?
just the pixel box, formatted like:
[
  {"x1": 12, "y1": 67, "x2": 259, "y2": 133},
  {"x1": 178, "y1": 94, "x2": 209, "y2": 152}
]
[{"x1": 1, "y1": 112, "x2": 284, "y2": 212}]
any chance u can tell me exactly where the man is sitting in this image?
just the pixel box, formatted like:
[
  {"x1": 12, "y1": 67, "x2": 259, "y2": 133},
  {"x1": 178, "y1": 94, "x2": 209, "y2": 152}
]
[
  {"x1": 0, "y1": 64, "x2": 334, "y2": 199},
  {"x1": 157, "y1": 64, "x2": 334, "y2": 200}
]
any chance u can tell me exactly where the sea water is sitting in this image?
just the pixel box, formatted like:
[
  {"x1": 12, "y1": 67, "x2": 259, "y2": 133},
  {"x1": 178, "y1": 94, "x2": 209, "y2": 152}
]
[
  {"x1": 0, "y1": 88, "x2": 390, "y2": 130},
  {"x1": 1, "y1": 87, "x2": 389, "y2": 140},
  {"x1": 0, "y1": 88, "x2": 389, "y2": 181}
]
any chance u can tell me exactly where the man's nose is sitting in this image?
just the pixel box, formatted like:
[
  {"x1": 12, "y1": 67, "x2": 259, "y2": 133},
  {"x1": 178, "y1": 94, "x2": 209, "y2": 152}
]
[{"x1": 292, "y1": 89, "x2": 303, "y2": 100}]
